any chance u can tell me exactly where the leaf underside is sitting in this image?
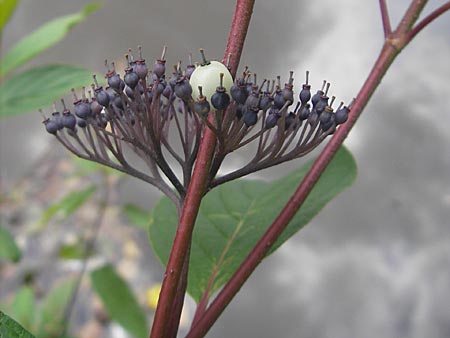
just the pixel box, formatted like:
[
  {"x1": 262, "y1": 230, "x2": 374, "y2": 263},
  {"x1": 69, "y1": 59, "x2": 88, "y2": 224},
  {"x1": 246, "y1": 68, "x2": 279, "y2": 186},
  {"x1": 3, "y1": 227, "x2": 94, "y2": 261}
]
[{"x1": 149, "y1": 146, "x2": 357, "y2": 302}]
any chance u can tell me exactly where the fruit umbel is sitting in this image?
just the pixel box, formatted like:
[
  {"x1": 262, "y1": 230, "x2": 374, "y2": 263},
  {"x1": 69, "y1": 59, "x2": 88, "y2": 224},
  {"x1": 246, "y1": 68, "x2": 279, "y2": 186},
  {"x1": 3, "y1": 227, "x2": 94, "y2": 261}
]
[{"x1": 41, "y1": 46, "x2": 349, "y2": 204}]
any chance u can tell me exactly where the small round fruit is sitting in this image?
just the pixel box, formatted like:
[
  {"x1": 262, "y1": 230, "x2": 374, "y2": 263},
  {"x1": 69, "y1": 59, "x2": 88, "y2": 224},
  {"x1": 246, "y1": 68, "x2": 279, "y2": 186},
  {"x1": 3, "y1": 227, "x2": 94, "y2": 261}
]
[{"x1": 189, "y1": 61, "x2": 233, "y2": 102}]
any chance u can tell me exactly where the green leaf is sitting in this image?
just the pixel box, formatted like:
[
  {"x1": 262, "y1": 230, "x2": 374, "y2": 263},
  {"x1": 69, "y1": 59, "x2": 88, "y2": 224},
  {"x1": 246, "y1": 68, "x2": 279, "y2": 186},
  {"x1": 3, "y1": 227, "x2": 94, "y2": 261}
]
[
  {"x1": 123, "y1": 204, "x2": 150, "y2": 230},
  {"x1": 38, "y1": 185, "x2": 96, "y2": 226},
  {"x1": 0, "y1": 311, "x2": 36, "y2": 338},
  {"x1": 0, "y1": 3, "x2": 102, "y2": 76},
  {"x1": 0, "y1": 225, "x2": 21, "y2": 262},
  {"x1": 0, "y1": 64, "x2": 97, "y2": 118},
  {"x1": 58, "y1": 240, "x2": 91, "y2": 260},
  {"x1": 9, "y1": 287, "x2": 36, "y2": 331},
  {"x1": 149, "y1": 146, "x2": 357, "y2": 302},
  {"x1": 37, "y1": 278, "x2": 76, "y2": 337},
  {"x1": 0, "y1": 0, "x2": 19, "y2": 32},
  {"x1": 71, "y1": 156, "x2": 124, "y2": 177},
  {"x1": 91, "y1": 264, "x2": 148, "y2": 338}
]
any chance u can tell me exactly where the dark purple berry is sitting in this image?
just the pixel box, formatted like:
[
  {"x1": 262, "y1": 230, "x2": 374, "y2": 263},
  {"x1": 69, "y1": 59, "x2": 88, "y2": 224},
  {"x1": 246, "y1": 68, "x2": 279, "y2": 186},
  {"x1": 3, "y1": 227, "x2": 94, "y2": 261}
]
[
  {"x1": 285, "y1": 112, "x2": 296, "y2": 130},
  {"x1": 299, "y1": 84, "x2": 311, "y2": 104},
  {"x1": 211, "y1": 90, "x2": 230, "y2": 110},
  {"x1": 211, "y1": 73, "x2": 230, "y2": 110},
  {"x1": 314, "y1": 95, "x2": 328, "y2": 114},
  {"x1": 162, "y1": 85, "x2": 173, "y2": 99},
  {"x1": 185, "y1": 62, "x2": 195, "y2": 79},
  {"x1": 311, "y1": 90, "x2": 324, "y2": 107},
  {"x1": 319, "y1": 109, "x2": 332, "y2": 124},
  {"x1": 51, "y1": 112, "x2": 64, "y2": 130},
  {"x1": 43, "y1": 118, "x2": 59, "y2": 134},
  {"x1": 62, "y1": 111, "x2": 77, "y2": 130},
  {"x1": 273, "y1": 90, "x2": 285, "y2": 109},
  {"x1": 95, "y1": 88, "x2": 110, "y2": 107},
  {"x1": 77, "y1": 119, "x2": 87, "y2": 128},
  {"x1": 194, "y1": 98, "x2": 210, "y2": 117},
  {"x1": 113, "y1": 95, "x2": 124, "y2": 109},
  {"x1": 321, "y1": 114, "x2": 335, "y2": 132},
  {"x1": 230, "y1": 83, "x2": 248, "y2": 104},
  {"x1": 74, "y1": 101, "x2": 92, "y2": 119},
  {"x1": 259, "y1": 94, "x2": 272, "y2": 111},
  {"x1": 265, "y1": 113, "x2": 279, "y2": 129},
  {"x1": 281, "y1": 84, "x2": 294, "y2": 103},
  {"x1": 299, "y1": 104, "x2": 310, "y2": 120},
  {"x1": 335, "y1": 106, "x2": 349, "y2": 125},
  {"x1": 107, "y1": 73, "x2": 122, "y2": 91},
  {"x1": 125, "y1": 86, "x2": 134, "y2": 99},
  {"x1": 91, "y1": 99, "x2": 103, "y2": 115},
  {"x1": 236, "y1": 104, "x2": 245, "y2": 119},
  {"x1": 153, "y1": 58, "x2": 166, "y2": 78},
  {"x1": 135, "y1": 61, "x2": 148, "y2": 80},
  {"x1": 174, "y1": 78, "x2": 192, "y2": 100},
  {"x1": 245, "y1": 91, "x2": 260, "y2": 109},
  {"x1": 243, "y1": 108, "x2": 258, "y2": 127},
  {"x1": 124, "y1": 70, "x2": 140, "y2": 89}
]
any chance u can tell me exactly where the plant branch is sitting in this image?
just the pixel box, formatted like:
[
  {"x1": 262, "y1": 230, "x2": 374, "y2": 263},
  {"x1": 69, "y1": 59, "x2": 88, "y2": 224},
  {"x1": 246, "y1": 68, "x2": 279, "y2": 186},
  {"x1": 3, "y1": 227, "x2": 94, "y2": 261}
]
[
  {"x1": 149, "y1": 1, "x2": 255, "y2": 337},
  {"x1": 186, "y1": 41, "x2": 399, "y2": 338},
  {"x1": 222, "y1": 0, "x2": 255, "y2": 76},
  {"x1": 407, "y1": 1, "x2": 450, "y2": 41},
  {"x1": 379, "y1": 0, "x2": 392, "y2": 37},
  {"x1": 186, "y1": 1, "x2": 440, "y2": 336}
]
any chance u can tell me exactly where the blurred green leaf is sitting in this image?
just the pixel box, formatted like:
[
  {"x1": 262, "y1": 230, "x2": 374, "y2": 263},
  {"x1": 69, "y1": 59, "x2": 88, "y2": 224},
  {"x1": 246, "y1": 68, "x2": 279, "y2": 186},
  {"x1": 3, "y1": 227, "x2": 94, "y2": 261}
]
[
  {"x1": 0, "y1": 224, "x2": 21, "y2": 262},
  {"x1": 149, "y1": 146, "x2": 357, "y2": 302},
  {"x1": 0, "y1": 311, "x2": 36, "y2": 338},
  {"x1": 10, "y1": 287, "x2": 35, "y2": 331},
  {"x1": 0, "y1": 3, "x2": 102, "y2": 76},
  {"x1": 37, "y1": 278, "x2": 76, "y2": 337},
  {"x1": 123, "y1": 204, "x2": 150, "y2": 230},
  {"x1": 72, "y1": 156, "x2": 124, "y2": 177},
  {"x1": 0, "y1": 0, "x2": 19, "y2": 32},
  {"x1": 38, "y1": 185, "x2": 96, "y2": 226},
  {"x1": 58, "y1": 240, "x2": 91, "y2": 260},
  {"x1": 91, "y1": 264, "x2": 148, "y2": 338},
  {"x1": 0, "y1": 64, "x2": 97, "y2": 118}
]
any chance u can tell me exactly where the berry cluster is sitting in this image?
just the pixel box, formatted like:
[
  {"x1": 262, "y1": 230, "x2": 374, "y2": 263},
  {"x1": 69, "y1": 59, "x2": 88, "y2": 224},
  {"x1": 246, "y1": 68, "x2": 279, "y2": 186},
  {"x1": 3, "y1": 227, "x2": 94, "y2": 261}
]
[{"x1": 41, "y1": 46, "x2": 349, "y2": 205}]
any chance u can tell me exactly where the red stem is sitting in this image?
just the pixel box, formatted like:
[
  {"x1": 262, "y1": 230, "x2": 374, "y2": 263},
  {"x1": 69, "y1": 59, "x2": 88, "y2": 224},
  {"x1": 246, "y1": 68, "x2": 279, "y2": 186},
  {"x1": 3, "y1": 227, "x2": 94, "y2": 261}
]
[
  {"x1": 186, "y1": 41, "x2": 399, "y2": 338},
  {"x1": 149, "y1": 1, "x2": 255, "y2": 337},
  {"x1": 185, "y1": 0, "x2": 446, "y2": 336},
  {"x1": 406, "y1": 1, "x2": 450, "y2": 41},
  {"x1": 379, "y1": 0, "x2": 392, "y2": 37},
  {"x1": 223, "y1": 0, "x2": 255, "y2": 76}
]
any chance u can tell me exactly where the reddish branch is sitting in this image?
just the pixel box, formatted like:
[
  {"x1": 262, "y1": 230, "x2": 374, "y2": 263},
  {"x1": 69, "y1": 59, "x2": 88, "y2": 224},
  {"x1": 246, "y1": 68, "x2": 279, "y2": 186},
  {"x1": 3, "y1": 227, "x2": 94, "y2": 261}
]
[
  {"x1": 186, "y1": 0, "x2": 450, "y2": 337},
  {"x1": 149, "y1": 1, "x2": 255, "y2": 337}
]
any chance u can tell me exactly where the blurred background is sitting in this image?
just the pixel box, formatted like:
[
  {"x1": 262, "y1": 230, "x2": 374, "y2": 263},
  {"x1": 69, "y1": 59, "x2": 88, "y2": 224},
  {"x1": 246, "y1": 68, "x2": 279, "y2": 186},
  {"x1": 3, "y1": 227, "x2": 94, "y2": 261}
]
[{"x1": 1, "y1": 0, "x2": 450, "y2": 337}]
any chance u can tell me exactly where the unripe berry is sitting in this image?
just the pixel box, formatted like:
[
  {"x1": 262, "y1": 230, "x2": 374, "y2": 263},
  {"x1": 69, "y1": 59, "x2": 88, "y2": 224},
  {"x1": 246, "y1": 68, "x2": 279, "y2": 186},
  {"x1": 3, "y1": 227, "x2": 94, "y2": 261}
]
[{"x1": 189, "y1": 49, "x2": 233, "y2": 102}]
